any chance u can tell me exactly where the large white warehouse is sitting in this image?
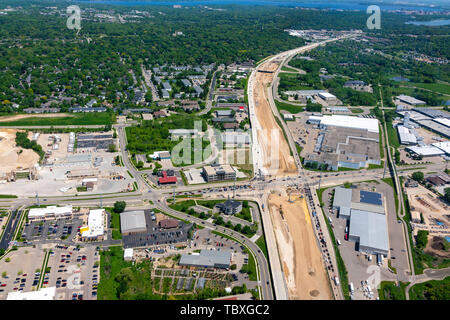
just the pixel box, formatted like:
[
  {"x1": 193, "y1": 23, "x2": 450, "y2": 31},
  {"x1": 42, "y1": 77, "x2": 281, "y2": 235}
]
[{"x1": 308, "y1": 115, "x2": 379, "y2": 133}]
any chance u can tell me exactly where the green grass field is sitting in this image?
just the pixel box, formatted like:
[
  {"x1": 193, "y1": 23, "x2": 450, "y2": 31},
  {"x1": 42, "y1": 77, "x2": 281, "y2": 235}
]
[
  {"x1": 409, "y1": 276, "x2": 450, "y2": 300},
  {"x1": 405, "y1": 82, "x2": 450, "y2": 96},
  {"x1": 275, "y1": 100, "x2": 304, "y2": 114},
  {"x1": 0, "y1": 112, "x2": 115, "y2": 126},
  {"x1": 378, "y1": 281, "x2": 408, "y2": 300}
]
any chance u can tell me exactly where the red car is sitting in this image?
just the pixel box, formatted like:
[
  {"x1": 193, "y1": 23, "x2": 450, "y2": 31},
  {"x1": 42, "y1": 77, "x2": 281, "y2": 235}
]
[{"x1": 1, "y1": 284, "x2": 7, "y2": 287}]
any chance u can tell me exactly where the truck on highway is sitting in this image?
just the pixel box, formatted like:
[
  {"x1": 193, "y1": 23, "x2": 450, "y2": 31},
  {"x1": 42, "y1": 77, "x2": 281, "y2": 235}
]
[
  {"x1": 328, "y1": 217, "x2": 332, "y2": 224},
  {"x1": 337, "y1": 239, "x2": 341, "y2": 246},
  {"x1": 349, "y1": 282, "x2": 354, "y2": 294}
]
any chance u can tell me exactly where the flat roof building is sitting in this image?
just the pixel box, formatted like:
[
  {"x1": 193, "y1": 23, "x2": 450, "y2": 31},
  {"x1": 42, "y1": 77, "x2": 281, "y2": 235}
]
[
  {"x1": 216, "y1": 199, "x2": 243, "y2": 215},
  {"x1": 406, "y1": 145, "x2": 445, "y2": 157},
  {"x1": 202, "y1": 164, "x2": 236, "y2": 182},
  {"x1": 179, "y1": 250, "x2": 232, "y2": 269},
  {"x1": 7, "y1": 287, "x2": 56, "y2": 300},
  {"x1": 396, "y1": 95, "x2": 426, "y2": 106},
  {"x1": 124, "y1": 248, "x2": 134, "y2": 261},
  {"x1": 333, "y1": 187, "x2": 389, "y2": 256},
  {"x1": 397, "y1": 125, "x2": 417, "y2": 145},
  {"x1": 349, "y1": 210, "x2": 389, "y2": 256},
  {"x1": 81, "y1": 209, "x2": 105, "y2": 241},
  {"x1": 318, "y1": 92, "x2": 337, "y2": 101},
  {"x1": 28, "y1": 205, "x2": 73, "y2": 221},
  {"x1": 120, "y1": 210, "x2": 147, "y2": 235},
  {"x1": 308, "y1": 115, "x2": 379, "y2": 133}
]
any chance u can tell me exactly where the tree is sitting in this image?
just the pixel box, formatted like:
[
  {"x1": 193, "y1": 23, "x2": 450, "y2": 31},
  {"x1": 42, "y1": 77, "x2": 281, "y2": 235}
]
[
  {"x1": 444, "y1": 188, "x2": 450, "y2": 203},
  {"x1": 411, "y1": 171, "x2": 424, "y2": 183},
  {"x1": 416, "y1": 230, "x2": 429, "y2": 249},
  {"x1": 113, "y1": 201, "x2": 126, "y2": 213}
]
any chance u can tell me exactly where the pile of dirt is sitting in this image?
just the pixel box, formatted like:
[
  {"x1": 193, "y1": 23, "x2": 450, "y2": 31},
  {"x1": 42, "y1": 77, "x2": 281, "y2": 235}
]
[
  {"x1": 425, "y1": 236, "x2": 450, "y2": 259},
  {"x1": 0, "y1": 129, "x2": 39, "y2": 175}
]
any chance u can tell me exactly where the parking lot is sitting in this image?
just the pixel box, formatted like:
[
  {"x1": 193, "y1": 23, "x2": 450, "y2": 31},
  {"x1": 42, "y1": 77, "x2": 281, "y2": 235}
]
[
  {"x1": 45, "y1": 244, "x2": 99, "y2": 300},
  {"x1": 23, "y1": 218, "x2": 82, "y2": 243},
  {"x1": 122, "y1": 210, "x2": 193, "y2": 249},
  {"x1": 0, "y1": 246, "x2": 47, "y2": 299},
  {"x1": 0, "y1": 244, "x2": 100, "y2": 300}
]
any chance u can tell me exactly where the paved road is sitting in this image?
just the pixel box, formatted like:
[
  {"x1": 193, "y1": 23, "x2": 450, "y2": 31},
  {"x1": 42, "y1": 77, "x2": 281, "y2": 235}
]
[{"x1": 0, "y1": 207, "x2": 23, "y2": 250}]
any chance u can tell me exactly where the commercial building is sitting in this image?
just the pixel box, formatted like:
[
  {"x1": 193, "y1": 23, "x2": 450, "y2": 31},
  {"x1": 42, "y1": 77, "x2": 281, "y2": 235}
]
[
  {"x1": 158, "y1": 171, "x2": 177, "y2": 185},
  {"x1": 80, "y1": 209, "x2": 105, "y2": 241},
  {"x1": 159, "y1": 219, "x2": 179, "y2": 229},
  {"x1": 28, "y1": 205, "x2": 73, "y2": 221},
  {"x1": 120, "y1": 210, "x2": 147, "y2": 235},
  {"x1": 332, "y1": 187, "x2": 389, "y2": 256},
  {"x1": 179, "y1": 250, "x2": 232, "y2": 269},
  {"x1": 7, "y1": 287, "x2": 56, "y2": 300},
  {"x1": 216, "y1": 199, "x2": 243, "y2": 215},
  {"x1": 202, "y1": 164, "x2": 236, "y2": 182}
]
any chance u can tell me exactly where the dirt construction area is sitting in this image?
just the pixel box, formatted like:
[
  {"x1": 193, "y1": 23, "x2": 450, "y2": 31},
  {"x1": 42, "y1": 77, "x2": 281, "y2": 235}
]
[
  {"x1": 0, "y1": 113, "x2": 72, "y2": 123},
  {"x1": 268, "y1": 191, "x2": 331, "y2": 300},
  {"x1": 0, "y1": 129, "x2": 39, "y2": 175},
  {"x1": 252, "y1": 61, "x2": 297, "y2": 176}
]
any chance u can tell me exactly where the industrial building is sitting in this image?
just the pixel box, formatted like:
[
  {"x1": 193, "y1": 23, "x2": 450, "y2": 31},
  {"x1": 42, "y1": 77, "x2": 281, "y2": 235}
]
[
  {"x1": 304, "y1": 124, "x2": 381, "y2": 171},
  {"x1": 202, "y1": 164, "x2": 236, "y2": 182},
  {"x1": 318, "y1": 92, "x2": 337, "y2": 102},
  {"x1": 397, "y1": 125, "x2": 417, "y2": 145},
  {"x1": 396, "y1": 95, "x2": 426, "y2": 106},
  {"x1": 406, "y1": 145, "x2": 446, "y2": 157},
  {"x1": 396, "y1": 109, "x2": 450, "y2": 139},
  {"x1": 80, "y1": 209, "x2": 105, "y2": 241},
  {"x1": 28, "y1": 205, "x2": 73, "y2": 221},
  {"x1": 216, "y1": 198, "x2": 243, "y2": 215},
  {"x1": 307, "y1": 115, "x2": 379, "y2": 133},
  {"x1": 349, "y1": 210, "x2": 389, "y2": 256},
  {"x1": 332, "y1": 187, "x2": 389, "y2": 256},
  {"x1": 179, "y1": 250, "x2": 232, "y2": 269},
  {"x1": 120, "y1": 210, "x2": 147, "y2": 235}
]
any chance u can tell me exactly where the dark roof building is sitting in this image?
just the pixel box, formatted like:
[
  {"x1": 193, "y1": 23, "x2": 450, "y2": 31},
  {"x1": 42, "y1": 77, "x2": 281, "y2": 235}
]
[
  {"x1": 216, "y1": 198, "x2": 243, "y2": 215},
  {"x1": 159, "y1": 219, "x2": 179, "y2": 229}
]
